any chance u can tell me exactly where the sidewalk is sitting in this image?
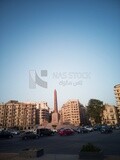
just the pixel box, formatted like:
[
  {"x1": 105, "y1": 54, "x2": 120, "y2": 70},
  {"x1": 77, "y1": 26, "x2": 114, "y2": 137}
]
[{"x1": 0, "y1": 153, "x2": 120, "y2": 160}]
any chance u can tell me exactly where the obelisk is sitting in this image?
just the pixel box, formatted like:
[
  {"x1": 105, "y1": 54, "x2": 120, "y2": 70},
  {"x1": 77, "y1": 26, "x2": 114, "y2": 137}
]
[
  {"x1": 52, "y1": 89, "x2": 59, "y2": 125},
  {"x1": 54, "y1": 89, "x2": 58, "y2": 113}
]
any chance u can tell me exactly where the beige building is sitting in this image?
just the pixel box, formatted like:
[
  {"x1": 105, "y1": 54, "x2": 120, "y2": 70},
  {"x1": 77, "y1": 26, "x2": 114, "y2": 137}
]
[
  {"x1": 0, "y1": 103, "x2": 4, "y2": 129},
  {"x1": 102, "y1": 104, "x2": 118, "y2": 125},
  {"x1": 36, "y1": 102, "x2": 50, "y2": 126},
  {"x1": 61, "y1": 100, "x2": 86, "y2": 126},
  {"x1": 114, "y1": 84, "x2": 120, "y2": 122},
  {"x1": 0, "y1": 100, "x2": 36, "y2": 130}
]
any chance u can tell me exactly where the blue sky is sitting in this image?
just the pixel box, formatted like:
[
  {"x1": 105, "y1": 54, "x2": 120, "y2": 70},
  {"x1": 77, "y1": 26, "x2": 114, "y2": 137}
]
[{"x1": 0, "y1": 0, "x2": 120, "y2": 109}]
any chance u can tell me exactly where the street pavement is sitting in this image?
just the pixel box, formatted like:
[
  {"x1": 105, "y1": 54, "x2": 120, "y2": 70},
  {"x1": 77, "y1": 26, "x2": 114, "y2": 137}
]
[
  {"x1": 0, "y1": 153, "x2": 120, "y2": 160},
  {"x1": 0, "y1": 130, "x2": 120, "y2": 160}
]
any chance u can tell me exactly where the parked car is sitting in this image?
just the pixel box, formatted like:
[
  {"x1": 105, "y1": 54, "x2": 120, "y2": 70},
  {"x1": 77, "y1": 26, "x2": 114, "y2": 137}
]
[
  {"x1": 21, "y1": 131, "x2": 39, "y2": 140},
  {"x1": 100, "y1": 126, "x2": 113, "y2": 134},
  {"x1": 72, "y1": 128, "x2": 79, "y2": 133},
  {"x1": 84, "y1": 126, "x2": 93, "y2": 132},
  {"x1": 115, "y1": 125, "x2": 120, "y2": 130},
  {"x1": 37, "y1": 128, "x2": 54, "y2": 136},
  {"x1": 57, "y1": 128, "x2": 64, "y2": 132},
  {"x1": 0, "y1": 130, "x2": 13, "y2": 139},
  {"x1": 77, "y1": 127, "x2": 89, "y2": 134},
  {"x1": 58, "y1": 128, "x2": 74, "y2": 136},
  {"x1": 19, "y1": 130, "x2": 26, "y2": 135},
  {"x1": 8, "y1": 130, "x2": 20, "y2": 135},
  {"x1": 93, "y1": 125, "x2": 101, "y2": 131},
  {"x1": 52, "y1": 129, "x2": 57, "y2": 133}
]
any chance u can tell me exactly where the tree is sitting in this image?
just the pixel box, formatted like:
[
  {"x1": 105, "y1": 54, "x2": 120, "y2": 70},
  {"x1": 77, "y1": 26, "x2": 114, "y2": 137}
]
[
  {"x1": 87, "y1": 99, "x2": 104, "y2": 124},
  {"x1": 52, "y1": 125, "x2": 57, "y2": 129}
]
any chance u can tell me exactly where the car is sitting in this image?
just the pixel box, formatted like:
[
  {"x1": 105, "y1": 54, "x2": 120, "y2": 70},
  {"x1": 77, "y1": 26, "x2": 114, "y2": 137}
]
[
  {"x1": 84, "y1": 126, "x2": 93, "y2": 132},
  {"x1": 52, "y1": 129, "x2": 57, "y2": 133},
  {"x1": 72, "y1": 128, "x2": 79, "y2": 133},
  {"x1": 8, "y1": 130, "x2": 20, "y2": 135},
  {"x1": 93, "y1": 125, "x2": 101, "y2": 131},
  {"x1": 57, "y1": 128, "x2": 64, "y2": 132},
  {"x1": 19, "y1": 130, "x2": 26, "y2": 135},
  {"x1": 76, "y1": 127, "x2": 89, "y2": 134},
  {"x1": 21, "y1": 131, "x2": 39, "y2": 140},
  {"x1": 115, "y1": 125, "x2": 120, "y2": 130},
  {"x1": 58, "y1": 128, "x2": 74, "y2": 136},
  {"x1": 0, "y1": 130, "x2": 13, "y2": 139},
  {"x1": 37, "y1": 128, "x2": 54, "y2": 136},
  {"x1": 100, "y1": 126, "x2": 113, "y2": 134}
]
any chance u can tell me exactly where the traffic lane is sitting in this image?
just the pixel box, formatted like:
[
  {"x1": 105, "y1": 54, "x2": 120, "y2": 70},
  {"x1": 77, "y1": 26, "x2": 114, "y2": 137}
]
[
  {"x1": 45, "y1": 131, "x2": 120, "y2": 155},
  {"x1": 0, "y1": 130, "x2": 120, "y2": 155}
]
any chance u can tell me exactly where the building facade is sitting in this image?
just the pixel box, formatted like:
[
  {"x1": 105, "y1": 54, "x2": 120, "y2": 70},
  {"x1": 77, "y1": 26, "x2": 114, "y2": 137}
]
[
  {"x1": 36, "y1": 102, "x2": 50, "y2": 127},
  {"x1": 114, "y1": 84, "x2": 120, "y2": 122},
  {"x1": 102, "y1": 104, "x2": 118, "y2": 125},
  {"x1": 0, "y1": 100, "x2": 36, "y2": 130},
  {"x1": 61, "y1": 100, "x2": 86, "y2": 126}
]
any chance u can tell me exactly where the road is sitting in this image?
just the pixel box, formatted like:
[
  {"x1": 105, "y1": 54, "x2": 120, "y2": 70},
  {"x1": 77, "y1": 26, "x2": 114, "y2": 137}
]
[{"x1": 0, "y1": 130, "x2": 120, "y2": 155}]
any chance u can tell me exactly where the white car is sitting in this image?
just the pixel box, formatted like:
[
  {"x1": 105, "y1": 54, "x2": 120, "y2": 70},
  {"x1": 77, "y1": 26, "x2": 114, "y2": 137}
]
[
  {"x1": 84, "y1": 126, "x2": 93, "y2": 132},
  {"x1": 8, "y1": 130, "x2": 20, "y2": 135},
  {"x1": 115, "y1": 125, "x2": 120, "y2": 130}
]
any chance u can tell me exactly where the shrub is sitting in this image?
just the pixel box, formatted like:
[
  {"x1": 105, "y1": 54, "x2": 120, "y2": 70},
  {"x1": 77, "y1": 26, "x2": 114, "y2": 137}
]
[{"x1": 80, "y1": 143, "x2": 101, "y2": 152}]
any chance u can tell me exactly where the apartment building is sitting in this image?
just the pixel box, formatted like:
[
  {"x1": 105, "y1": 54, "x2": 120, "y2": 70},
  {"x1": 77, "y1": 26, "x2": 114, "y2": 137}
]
[
  {"x1": 0, "y1": 100, "x2": 36, "y2": 130},
  {"x1": 61, "y1": 100, "x2": 86, "y2": 126},
  {"x1": 114, "y1": 84, "x2": 120, "y2": 122},
  {"x1": 102, "y1": 104, "x2": 118, "y2": 125},
  {"x1": 36, "y1": 102, "x2": 50, "y2": 126},
  {"x1": 0, "y1": 103, "x2": 4, "y2": 129}
]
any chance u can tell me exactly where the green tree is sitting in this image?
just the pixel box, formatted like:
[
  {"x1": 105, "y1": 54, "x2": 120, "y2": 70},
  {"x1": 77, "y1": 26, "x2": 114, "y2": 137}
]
[{"x1": 87, "y1": 99, "x2": 104, "y2": 124}]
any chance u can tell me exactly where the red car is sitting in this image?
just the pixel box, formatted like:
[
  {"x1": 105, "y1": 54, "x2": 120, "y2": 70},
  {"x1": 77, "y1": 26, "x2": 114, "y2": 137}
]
[{"x1": 58, "y1": 128, "x2": 74, "y2": 136}]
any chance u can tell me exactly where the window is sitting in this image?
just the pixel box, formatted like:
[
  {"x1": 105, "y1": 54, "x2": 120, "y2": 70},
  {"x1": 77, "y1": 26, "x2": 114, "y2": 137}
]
[
  {"x1": 110, "y1": 109, "x2": 113, "y2": 112},
  {"x1": 111, "y1": 116, "x2": 114, "y2": 120}
]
